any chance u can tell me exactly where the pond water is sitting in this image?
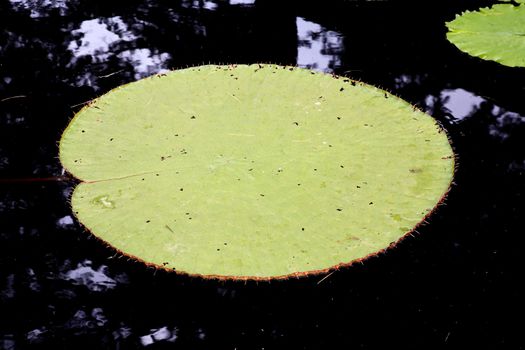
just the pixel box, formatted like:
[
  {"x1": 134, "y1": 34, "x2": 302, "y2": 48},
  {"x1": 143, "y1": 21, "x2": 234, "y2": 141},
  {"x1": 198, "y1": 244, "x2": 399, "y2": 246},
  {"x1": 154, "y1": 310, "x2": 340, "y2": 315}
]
[{"x1": 1, "y1": 0, "x2": 524, "y2": 348}]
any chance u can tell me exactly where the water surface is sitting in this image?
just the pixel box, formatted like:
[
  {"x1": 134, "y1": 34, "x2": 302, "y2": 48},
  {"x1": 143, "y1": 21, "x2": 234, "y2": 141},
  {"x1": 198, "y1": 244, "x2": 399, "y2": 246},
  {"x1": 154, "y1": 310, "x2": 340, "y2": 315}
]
[{"x1": 1, "y1": 0, "x2": 524, "y2": 348}]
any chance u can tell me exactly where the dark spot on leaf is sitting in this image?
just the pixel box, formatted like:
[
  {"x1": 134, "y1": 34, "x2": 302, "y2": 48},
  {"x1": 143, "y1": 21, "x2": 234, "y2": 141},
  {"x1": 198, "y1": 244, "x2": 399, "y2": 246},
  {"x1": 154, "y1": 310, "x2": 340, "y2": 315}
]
[
  {"x1": 336, "y1": 208, "x2": 343, "y2": 211},
  {"x1": 351, "y1": 81, "x2": 356, "y2": 86},
  {"x1": 384, "y1": 93, "x2": 388, "y2": 98},
  {"x1": 339, "y1": 87, "x2": 344, "y2": 92},
  {"x1": 146, "y1": 220, "x2": 151, "y2": 223},
  {"x1": 369, "y1": 202, "x2": 374, "y2": 205},
  {"x1": 293, "y1": 122, "x2": 299, "y2": 126},
  {"x1": 314, "y1": 168, "x2": 317, "y2": 171},
  {"x1": 161, "y1": 156, "x2": 165, "y2": 161},
  {"x1": 302, "y1": 228, "x2": 305, "y2": 231},
  {"x1": 109, "y1": 138, "x2": 113, "y2": 141},
  {"x1": 248, "y1": 168, "x2": 253, "y2": 171},
  {"x1": 340, "y1": 165, "x2": 344, "y2": 168},
  {"x1": 190, "y1": 116, "x2": 196, "y2": 119},
  {"x1": 356, "y1": 185, "x2": 361, "y2": 188},
  {"x1": 260, "y1": 194, "x2": 265, "y2": 197},
  {"x1": 180, "y1": 188, "x2": 183, "y2": 191},
  {"x1": 217, "y1": 248, "x2": 220, "y2": 251},
  {"x1": 343, "y1": 79, "x2": 349, "y2": 82},
  {"x1": 337, "y1": 117, "x2": 341, "y2": 120},
  {"x1": 81, "y1": 130, "x2": 85, "y2": 133}
]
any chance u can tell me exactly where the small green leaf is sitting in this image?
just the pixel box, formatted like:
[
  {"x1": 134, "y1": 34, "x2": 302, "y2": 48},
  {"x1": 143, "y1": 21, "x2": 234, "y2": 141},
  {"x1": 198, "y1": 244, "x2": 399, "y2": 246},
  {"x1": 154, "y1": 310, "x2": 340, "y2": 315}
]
[
  {"x1": 59, "y1": 64, "x2": 454, "y2": 280},
  {"x1": 446, "y1": 4, "x2": 525, "y2": 67}
]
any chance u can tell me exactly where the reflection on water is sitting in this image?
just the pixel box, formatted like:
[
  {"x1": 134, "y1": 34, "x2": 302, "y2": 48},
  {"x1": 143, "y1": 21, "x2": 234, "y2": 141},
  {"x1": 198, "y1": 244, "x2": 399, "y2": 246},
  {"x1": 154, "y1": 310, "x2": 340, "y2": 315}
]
[
  {"x1": 1, "y1": 0, "x2": 525, "y2": 348},
  {"x1": 181, "y1": 0, "x2": 218, "y2": 10},
  {"x1": 230, "y1": 0, "x2": 256, "y2": 5},
  {"x1": 425, "y1": 88, "x2": 486, "y2": 121},
  {"x1": 26, "y1": 327, "x2": 48, "y2": 345},
  {"x1": 139, "y1": 326, "x2": 177, "y2": 347},
  {"x1": 0, "y1": 259, "x2": 128, "y2": 296},
  {"x1": 424, "y1": 87, "x2": 525, "y2": 141},
  {"x1": 68, "y1": 17, "x2": 136, "y2": 58},
  {"x1": 0, "y1": 274, "x2": 15, "y2": 300},
  {"x1": 0, "y1": 335, "x2": 15, "y2": 350},
  {"x1": 67, "y1": 16, "x2": 171, "y2": 86},
  {"x1": 65, "y1": 307, "x2": 108, "y2": 332},
  {"x1": 296, "y1": 17, "x2": 343, "y2": 72},
  {"x1": 394, "y1": 74, "x2": 426, "y2": 89},
  {"x1": 57, "y1": 215, "x2": 74, "y2": 227},
  {"x1": 488, "y1": 107, "x2": 525, "y2": 141},
  {"x1": 9, "y1": 0, "x2": 68, "y2": 18},
  {"x1": 62, "y1": 260, "x2": 121, "y2": 292},
  {"x1": 118, "y1": 49, "x2": 171, "y2": 80}
]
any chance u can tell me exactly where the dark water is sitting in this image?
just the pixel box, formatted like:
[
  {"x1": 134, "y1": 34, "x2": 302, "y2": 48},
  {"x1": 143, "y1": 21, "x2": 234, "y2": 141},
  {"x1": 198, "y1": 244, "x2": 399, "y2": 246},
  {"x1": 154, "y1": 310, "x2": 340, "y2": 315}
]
[{"x1": 1, "y1": 0, "x2": 524, "y2": 348}]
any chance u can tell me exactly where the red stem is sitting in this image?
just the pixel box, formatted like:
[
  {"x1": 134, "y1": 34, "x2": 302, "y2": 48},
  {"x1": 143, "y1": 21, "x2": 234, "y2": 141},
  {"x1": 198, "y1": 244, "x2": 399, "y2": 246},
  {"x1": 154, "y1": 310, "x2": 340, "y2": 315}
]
[{"x1": 0, "y1": 176, "x2": 72, "y2": 184}]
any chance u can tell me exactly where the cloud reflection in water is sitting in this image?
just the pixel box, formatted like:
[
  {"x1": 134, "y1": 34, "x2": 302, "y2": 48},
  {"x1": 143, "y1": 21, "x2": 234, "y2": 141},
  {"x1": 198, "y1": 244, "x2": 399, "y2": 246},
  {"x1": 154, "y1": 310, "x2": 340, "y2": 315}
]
[{"x1": 296, "y1": 17, "x2": 343, "y2": 73}]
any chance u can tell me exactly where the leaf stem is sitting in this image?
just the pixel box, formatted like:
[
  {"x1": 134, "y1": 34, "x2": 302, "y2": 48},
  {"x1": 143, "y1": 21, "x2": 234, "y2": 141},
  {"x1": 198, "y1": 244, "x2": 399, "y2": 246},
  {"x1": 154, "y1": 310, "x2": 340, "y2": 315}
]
[{"x1": 0, "y1": 176, "x2": 73, "y2": 184}]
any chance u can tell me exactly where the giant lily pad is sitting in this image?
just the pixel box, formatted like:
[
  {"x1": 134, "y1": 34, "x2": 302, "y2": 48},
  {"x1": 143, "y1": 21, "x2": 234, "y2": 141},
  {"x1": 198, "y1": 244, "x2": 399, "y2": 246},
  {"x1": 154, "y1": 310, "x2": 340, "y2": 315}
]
[
  {"x1": 59, "y1": 64, "x2": 454, "y2": 280},
  {"x1": 446, "y1": 3, "x2": 525, "y2": 67}
]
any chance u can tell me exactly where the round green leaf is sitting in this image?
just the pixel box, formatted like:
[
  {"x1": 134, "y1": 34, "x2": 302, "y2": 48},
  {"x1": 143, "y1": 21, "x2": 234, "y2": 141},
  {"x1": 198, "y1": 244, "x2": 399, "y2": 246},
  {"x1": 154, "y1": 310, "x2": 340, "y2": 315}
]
[
  {"x1": 59, "y1": 64, "x2": 454, "y2": 280},
  {"x1": 446, "y1": 4, "x2": 525, "y2": 67}
]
